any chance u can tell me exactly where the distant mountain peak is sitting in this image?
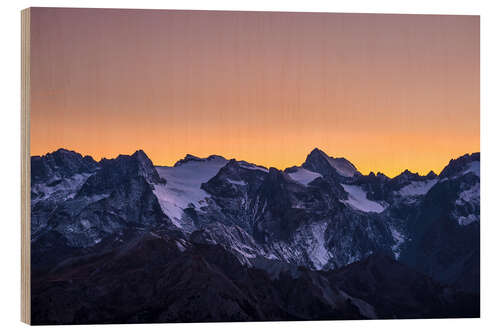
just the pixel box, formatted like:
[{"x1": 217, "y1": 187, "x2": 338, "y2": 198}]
[
  {"x1": 128, "y1": 150, "x2": 165, "y2": 184},
  {"x1": 426, "y1": 170, "x2": 437, "y2": 179},
  {"x1": 173, "y1": 154, "x2": 227, "y2": 167},
  {"x1": 173, "y1": 154, "x2": 204, "y2": 166},
  {"x1": 401, "y1": 169, "x2": 418, "y2": 176},
  {"x1": 302, "y1": 148, "x2": 358, "y2": 178},
  {"x1": 439, "y1": 152, "x2": 480, "y2": 178},
  {"x1": 31, "y1": 148, "x2": 98, "y2": 183},
  {"x1": 132, "y1": 149, "x2": 148, "y2": 159},
  {"x1": 310, "y1": 147, "x2": 325, "y2": 155},
  {"x1": 53, "y1": 147, "x2": 79, "y2": 155},
  {"x1": 78, "y1": 149, "x2": 165, "y2": 197},
  {"x1": 392, "y1": 169, "x2": 422, "y2": 183}
]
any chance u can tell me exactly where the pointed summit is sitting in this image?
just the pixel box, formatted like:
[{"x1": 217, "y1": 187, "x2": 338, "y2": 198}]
[
  {"x1": 129, "y1": 150, "x2": 165, "y2": 184},
  {"x1": 310, "y1": 147, "x2": 325, "y2": 155},
  {"x1": 78, "y1": 149, "x2": 165, "y2": 197},
  {"x1": 401, "y1": 169, "x2": 418, "y2": 176},
  {"x1": 302, "y1": 148, "x2": 358, "y2": 178},
  {"x1": 132, "y1": 149, "x2": 148, "y2": 160},
  {"x1": 426, "y1": 170, "x2": 437, "y2": 179},
  {"x1": 392, "y1": 169, "x2": 422, "y2": 183}
]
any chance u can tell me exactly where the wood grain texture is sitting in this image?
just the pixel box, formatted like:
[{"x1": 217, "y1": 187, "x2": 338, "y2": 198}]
[{"x1": 21, "y1": 7, "x2": 31, "y2": 325}]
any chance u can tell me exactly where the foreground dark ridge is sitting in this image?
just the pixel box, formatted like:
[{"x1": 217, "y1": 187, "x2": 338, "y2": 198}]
[
  {"x1": 31, "y1": 231, "x2": 478, "y2": 324},
  {"x1": 30, "y1": 147, "x2": 480, "y2": 323}
]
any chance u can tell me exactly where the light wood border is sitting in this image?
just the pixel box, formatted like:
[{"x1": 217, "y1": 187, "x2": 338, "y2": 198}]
[{"x1": 21, "y1": 7, "x2": 31, "y2": 325}]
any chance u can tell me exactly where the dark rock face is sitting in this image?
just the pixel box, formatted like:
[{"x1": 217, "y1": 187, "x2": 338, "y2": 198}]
[
  {"x1": 399, "y1": 173, "x2": 480, "y2": 293},
  {"x1": 194, "y1": 159, "x2": 389, "y2": 269},
  {"x1": 30, "y1": 234, "x2": 478, "y2": 325},
  {"x1": 174, "y1": 154, "x2": 226, "y2": 167},
  {"x1": 194, "y1": 159, "x2": 269, "y2": 233},
  {"x1": 30, "y1": 148, "x2": 480, "y2": 324},
  {"x1": 31, "y1": 149, "x2": 174, "y2": 274},
  {"x1": 440, "y1": 153, "x2": 480, "y2": 179},
  {"x1": 302, "y1": 148, "x2": 359, "y2": 179},
  {"x1": 328, "y1": 254, "x2": 479, "y2": 319},
  {"x1": 31, "y1": 148, "x2": 98, "y2": 184},
  {"x1": 78, "y1": 150, "x2": 165, "y2": 197},
  {"x1": 352, "y1": 168, "x2": 440, "y2": 204},
  {"x1": 202, "y1": 159, "x2": 268, "y2": 201},
  {"x1": 252, "y1": 167, "x2": 327, "y2": 242}
]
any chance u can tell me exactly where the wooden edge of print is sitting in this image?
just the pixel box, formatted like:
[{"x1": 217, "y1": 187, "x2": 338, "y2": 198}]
[{"x1": 21, "y1": 7, "x2": 31, "y2": 325}]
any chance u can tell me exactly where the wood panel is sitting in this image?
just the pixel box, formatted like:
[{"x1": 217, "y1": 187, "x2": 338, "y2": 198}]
[{"x1": 21, "y1": 7, "x2": 31, "y2": 325}]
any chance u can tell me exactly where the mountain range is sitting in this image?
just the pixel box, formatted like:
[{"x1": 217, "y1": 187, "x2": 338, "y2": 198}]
[{"x1": 30, "y1": 147, "x2": 480, "y2": 324}]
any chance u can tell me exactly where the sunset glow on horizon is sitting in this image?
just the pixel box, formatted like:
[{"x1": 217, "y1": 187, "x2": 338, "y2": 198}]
[{"x1": 30, "y1": 8, "x2": 479, "y2": 177}]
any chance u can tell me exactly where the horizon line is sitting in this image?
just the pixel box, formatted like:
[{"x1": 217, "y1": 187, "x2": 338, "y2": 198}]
[{"x1": 30, "y1": 146, "x2": 480, "y2": 179}]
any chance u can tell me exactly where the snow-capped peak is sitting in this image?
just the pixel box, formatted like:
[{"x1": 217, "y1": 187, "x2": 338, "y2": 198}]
[
  {"x1": 153, "y1": 155, "x2": 229, "y2": 230},
  {"x1": 302, "y1": 148, "x2": 359, "y2": 178},
  {"x1": 173, "y1": 154, "x2": 227, "y2": 167}
]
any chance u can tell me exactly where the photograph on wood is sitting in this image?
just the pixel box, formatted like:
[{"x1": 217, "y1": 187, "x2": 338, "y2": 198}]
[{"x1": 21, "y1": 7, "x2": 480, "y2": 324}]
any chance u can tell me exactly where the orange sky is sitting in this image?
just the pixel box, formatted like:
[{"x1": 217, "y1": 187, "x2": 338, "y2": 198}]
[{"x1": 30, "y1": 8, "x2": 479, "y2": 177}]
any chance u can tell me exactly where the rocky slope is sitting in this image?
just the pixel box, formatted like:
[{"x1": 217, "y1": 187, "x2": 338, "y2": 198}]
[
  {"x1": 30, "y1": 148, "x2": 480, "y2": 323},
  {"x1": 31, "y1": 232, "x2": 478, "y2": 324}
]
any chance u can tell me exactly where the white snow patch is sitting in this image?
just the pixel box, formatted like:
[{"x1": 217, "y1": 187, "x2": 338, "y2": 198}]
[
  {"x1": 462, "y1": 161, "x2": 480, "y2": 177},
  {"x1": 31, "y1": 172, "x2": 93, "y2": 203},
  {"x1": 325, "y1": 156, "x2": 357, "y2": 177},
  {"x1": 87, "y1": 194, "x2": 110, "y2": 202},
  {"x1": 149, "y1": 232, "x2": 162, "y2": 239},
  {"x1": 339, "y1": 291, "x2": 377, "y2": 319},
  {"x1": 458, "y1": 214, "x2": 478, "y2": 226},
  {"x1": 80, "y1": 219, "x2": 91, "y2": 230},
  {"x1": 456, "y1": 182, "x2": 480, "y2": 206},
  {"x1": 232, "y1": 247, "x2": 257, "y2": 259},
  {"x1": 454, "y1": 182, "x2": 480, "y2": 226},
  {"x1": 227, "y1": 179, "x2": 246, "y2": 186},
  {"x1": 390, "y1": 228, "x2": 405, "y2": 259},
  {"x1": 238, "y1": 163, "x2": 269, "y2": 173},
  {"x1": 341, "y1": 184, "x2": 386, "y2": 213},
  {"x1": 287, "y1": 167, "x2": 322, "y2": 186},
  {"x1": 307, "y1": 223, "x2": 330, "y2": 269},
  {"x1": 154, "y1": 158, "x2": 228, "y2": 228},
  {"x1": 288, "y1": 223, "x2": 331, "y2": 270},
  {"x1": 265, "y1": 253, "x2": 278, "y2": 260},
  {"x1": 175, "y1": 240, "x2": 187, "y2": 252},
  {"x1": 398, "y1": 179, "x2": 438, "y2": 196}
]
